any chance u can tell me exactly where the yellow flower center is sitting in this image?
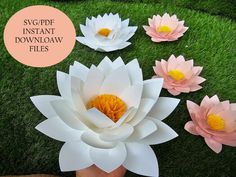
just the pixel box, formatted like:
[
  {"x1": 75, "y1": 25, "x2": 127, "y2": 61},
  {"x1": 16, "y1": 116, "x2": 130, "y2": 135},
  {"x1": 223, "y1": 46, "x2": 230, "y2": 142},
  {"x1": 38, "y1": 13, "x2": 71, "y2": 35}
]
[
  {"x1": 207, "y1": 114, "x2": 225, "y2": 131},
  {"x1": 168, "y1": 69, "x2": 185, "y2": 81},
  {"x1": 157, "y1": 25, "x2": 172, "y2": 33},
  {"x1": 97, "y1": 28, "x2": 111, "y2": 37},
  {"x1": 87, "y1": 94, "x2": 127, "y2": 122}
]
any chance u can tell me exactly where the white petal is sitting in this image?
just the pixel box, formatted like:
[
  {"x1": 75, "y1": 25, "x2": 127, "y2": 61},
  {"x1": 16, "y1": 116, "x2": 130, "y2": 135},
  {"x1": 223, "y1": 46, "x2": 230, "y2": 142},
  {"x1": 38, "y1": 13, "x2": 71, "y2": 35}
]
[
  {"x1": 56, "y1": 71, "x2": 72, "y2": 101},
  {"x1": 80, "y1": 24, "x2": 94, "y2": 38},
  {"x1": 128, "y1": 26, "x2": 138, "y2": 33},
  {"x1": 126, "y1": 59, "x2": 143, "y2": 85},
  {"x1": 121, "y1": 19, "x2": 129, "y2": 27},
  {"x1": 83, "y1": 67, "x2": 104, "y2": 103},
  {"x1": 70, "y1": 75, "x2": 83, "y2": 91},
  {"x1": 90, "y1": 143, "x2": 127, "y2": 173},
  {"x1": 100, "y1": 124, "x2": 133, "y2": 142},
  {"x1": 59, "y1": 141, "x2": 93, "y2": 171},
  {"x1": 117, "y1": 27, "x2": 136, "y2": 40},
  {"x1": 115, "y1": 42, "x2": 131, "y2": 50},
  {"x1": 85, "y1": 17, "x2": 94, "y2": 29},
  {"x1": 76, "y1": 37, "x2": 98, "y2": 51},
  {"x1": 81, "y1": 131, "x2": 116, "y2": 149},
  {"x1": 139, "y1": 118, "x2": 178, "y2": 145},
  {"x1": 30, "y1": 95, "x2": 62, "y2": 118},
  {"x1": 128, "y1": 98, "x2": 156, "y2": 126},
  {"x1": 117, "y1": 28, "x2": 137, "y2": 41},
  {"x1": 142, "y1": 78, "x2": 163, "y2": 101},
  {"x1": 120, "y1": 84, "x2": 143, "y2": 108},
  {"x1": 113, "y1": 108, "x2": 135, "y2": 128},
  {"x1": 97, "y1": 56, "x2": 113, "y2": 75},
  {"x1": 112, "y1": 57, "x2": 125, "y2": 69},
  {"x1": 71, "y1": 77, "x2": 87, "y2": 113},
  {"x1": 123, "y1": 143, "x2": 159, "y2": 177},
  {"x1": 51, "y1": 100, "x2": 89, "y2": 130},
  {"x1": 85, "y1": 108, "x2": 115, "y2": 128},
  {"x1": 97, "y1": 42, "x2": 131, "y2": 52},
  {"x1": 121, "y1": 32, "x2": 136, "y2": 42},
  {"x1": 100, "y1": 65, "x2": 130, "y2": 95},
  {"x1": 148, "y1": 97, "x2": 180, "y2": 120},
  {"x1": 69, "y1": 61, "x2": 89, "y2": 81},
  {"x1": 126, "y1": 119, "x2": 157, "y2": 141},
  {"x1": 36, "y1": 117, "x2": 82, "y2": 142}
]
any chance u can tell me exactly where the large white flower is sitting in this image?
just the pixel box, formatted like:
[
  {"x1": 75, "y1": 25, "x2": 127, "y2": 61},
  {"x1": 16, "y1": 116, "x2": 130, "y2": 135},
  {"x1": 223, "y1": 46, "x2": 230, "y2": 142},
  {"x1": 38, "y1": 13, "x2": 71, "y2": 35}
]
[
  {"x1": 76, "y1": 13, "x2": 137, "y2": 52},
  {"x1": 31, "y1": 56, "x2": 179, "y2": 177}
]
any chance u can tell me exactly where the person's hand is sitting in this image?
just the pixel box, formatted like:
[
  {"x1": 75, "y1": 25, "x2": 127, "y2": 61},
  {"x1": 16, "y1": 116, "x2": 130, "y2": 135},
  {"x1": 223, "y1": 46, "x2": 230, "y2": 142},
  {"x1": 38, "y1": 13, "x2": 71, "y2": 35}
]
[{"x1": 76, "y1": 165, "x2": 126, "y2": 177}]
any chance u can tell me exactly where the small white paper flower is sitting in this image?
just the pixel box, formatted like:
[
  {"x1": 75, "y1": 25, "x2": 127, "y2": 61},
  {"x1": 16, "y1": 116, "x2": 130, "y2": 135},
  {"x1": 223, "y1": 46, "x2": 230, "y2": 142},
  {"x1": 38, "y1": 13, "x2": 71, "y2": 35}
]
[
  {"x1": 76, "y1": 13, "x2": 137, "y2": 52},
  {"x1": 31, "y1": 56, "x2": 179, "y2": 177}
]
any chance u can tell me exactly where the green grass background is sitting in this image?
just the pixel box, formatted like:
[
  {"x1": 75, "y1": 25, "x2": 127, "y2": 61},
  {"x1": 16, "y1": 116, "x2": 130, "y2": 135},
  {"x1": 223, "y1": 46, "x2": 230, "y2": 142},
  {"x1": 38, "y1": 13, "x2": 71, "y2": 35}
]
[{"x1": 0, "y1": 0, "x2": 236, "y2": 177}]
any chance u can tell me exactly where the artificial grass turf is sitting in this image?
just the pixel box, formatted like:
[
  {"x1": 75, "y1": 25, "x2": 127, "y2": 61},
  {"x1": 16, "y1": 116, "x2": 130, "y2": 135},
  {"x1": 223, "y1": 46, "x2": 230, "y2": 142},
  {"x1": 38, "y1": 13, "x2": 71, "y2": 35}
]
[
  {"x1": 112, "y1": 0, "x2": 236, "y2": 20},
  {"x1": 0, "y1": 0, "x2": 236, "y2": 177}
]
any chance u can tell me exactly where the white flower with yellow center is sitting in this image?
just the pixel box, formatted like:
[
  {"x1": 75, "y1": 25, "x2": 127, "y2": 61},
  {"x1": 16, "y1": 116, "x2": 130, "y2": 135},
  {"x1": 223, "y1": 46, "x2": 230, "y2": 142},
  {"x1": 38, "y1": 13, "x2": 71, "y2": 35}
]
[
  {"x1": 31, "y1": 56, "x2": 179, "y2": 177},
  {"x1": 76, "y1": 13, "x2": 137, "y2": 52}
]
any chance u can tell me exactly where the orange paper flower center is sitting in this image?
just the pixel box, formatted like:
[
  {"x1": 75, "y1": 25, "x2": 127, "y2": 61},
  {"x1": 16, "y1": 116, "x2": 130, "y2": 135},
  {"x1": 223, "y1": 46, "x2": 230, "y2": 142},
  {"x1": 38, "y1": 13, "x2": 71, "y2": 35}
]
[
  {"x1": 87, "y1": 94, "x2": 127, "y2": 122},
  {"x1": 168, "y1": 69, "x2": 185, "y2": 81},
  {"x1": 97, "y1": 28, "x2": 111, "y2": 37},
  {"x1": 207, "y1": 114, "x2": 225, "y2": 131},
  {"x1": 157, "y1": 25, "x2": 172, "y2": 33}
]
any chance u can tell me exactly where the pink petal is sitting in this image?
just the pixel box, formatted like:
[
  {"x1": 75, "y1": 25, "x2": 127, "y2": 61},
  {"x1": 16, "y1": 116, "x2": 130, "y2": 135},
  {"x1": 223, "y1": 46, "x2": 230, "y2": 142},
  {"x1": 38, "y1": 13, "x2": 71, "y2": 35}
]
[
  {"x1": 163, "y1": 20, "x2": 179, "y2": 32},
  {"x1": 178, "y1": 26, "x2": 189, "y2": 34},
  {"x1": 193, "y1": 66, "x2": 203, "y2": 75},
  {"x1": 187, "y1": 100, "x2": 200, "y2": 114},
  {"x1": 153, "y1": 61, "x2": 166, "y2": 77},
  {"x1": 200, "y1": 95, "x2": 220, "y2": 110},
  {"x1": 204, "y1": 138, "x2": 222, "y2": 153},
  {"x1": 167, "y1": 55, "x2": 178, "y2": 71},
  {"x1": 230, "y1": 103, "x2": 236, "y2": 110},
  {"x1": 176, "y1": 55, "x2": 186, "y2": 63},
  {"x1": 160, "y1": 59, "x2": 168, "y2": 73},
  {"x1": 143, "y1": 25, "x2": 151, "y2": 32},
  {"x1": 205, "y1": 129, "x2": 236, "y2": 140},
  {"x1": 148, "y1": 18, "x2": 155, "y2": 28},
  {"x1": 167, "y1": 88, "x2": 181, "y2": 96},
  {"x1": 160, "y1": 13, "x2": 171, "y2": 25},
  {"x1": 213, "y1": 136, "x2": 236, "y2": 147},
  {"x1": 151, "y1": 37, "x2": 166, "y2": 43},
  {"x1": 170, "y1": 33, "x2": 184, "y2": 40},
  {"x1": 163, "y1": 81, "x2": 173, "y2": 89},
  {"x1": 218, "y1": 111, "x2": 236, "y2": 132},
  {"x1": 209, "y1": 95, "x2": 220, "y2": 105},
  {"x1": 170, "y1": 14, "x2": 178, "y2": 21},
  {"x1": 186, "y1": 101, "x2": 210, "y2": 131},
  {"x1": 190, "y1": 85, "x2": 202, "y2": 92},
  {"x1": 176, "y1": 60, "x2": 193, "y2": 74},
  {"x1": 184, "y1": 121, "x2": 199, "y2": 135},
  {"x1": 200, "y1": 95, "x2": 210, "y2": 107},
  {"x1": 192, "y1": 76, "x2": 206, "y2": 85},
  {"x1": 175, "y1": 86, "x2": 190, "y2": 93},
  {"x1": 167, "y1": 55, "x2": 186, "y2": 72},
  {"x1": 208, "y1": 103, "x2": 226, "y2": 115},
  {"x1": 221, "y1": 101, "x2": 230, "y2": 110},
  {"x1": 154, "y1": 15, "x2": 162, "y2": 27},
  {"x1": 171, "y1": 21, "x2": 185, "y2": 34},
  {"x1": 195, "y1": 126, "x2": 211, "y2": 138}
]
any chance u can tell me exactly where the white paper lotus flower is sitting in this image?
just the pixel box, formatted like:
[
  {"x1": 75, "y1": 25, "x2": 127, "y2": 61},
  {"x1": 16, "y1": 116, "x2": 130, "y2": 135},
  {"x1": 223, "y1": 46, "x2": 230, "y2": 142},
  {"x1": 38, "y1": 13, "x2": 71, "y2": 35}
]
[
  {"x1": 31, "y1": 56, "x2": 179, "y2": 177},
  {"x1": 76, "y1": 13, "x2": 137, "y2": 52}
]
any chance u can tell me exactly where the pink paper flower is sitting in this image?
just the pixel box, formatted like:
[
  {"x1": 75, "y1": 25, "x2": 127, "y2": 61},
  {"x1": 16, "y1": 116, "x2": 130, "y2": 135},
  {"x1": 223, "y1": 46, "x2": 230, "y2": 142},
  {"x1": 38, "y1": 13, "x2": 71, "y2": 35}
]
[
  {"x1": 185, "y1": 95, "x2": 236, "y2": 153},
  {"x1": 153, "y1": 55, "x2": 205, "y2": 96},
  {"x1": 143, "y1": 13, "x2": 188, "y2": 42}
]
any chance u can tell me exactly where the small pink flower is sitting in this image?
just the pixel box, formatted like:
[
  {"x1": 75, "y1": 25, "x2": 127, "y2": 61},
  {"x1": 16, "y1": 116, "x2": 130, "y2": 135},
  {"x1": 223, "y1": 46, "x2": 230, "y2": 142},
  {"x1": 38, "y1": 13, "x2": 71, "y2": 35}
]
[
  {"x1": 185, "y1": 95, "x2": 236, "y2": 153},
  {"x1": 143, "y1": 13, "x2": 188, "y2": 42},
  {"x1": 153, "y1": 55, "x2": 205, "y2": 96}
]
